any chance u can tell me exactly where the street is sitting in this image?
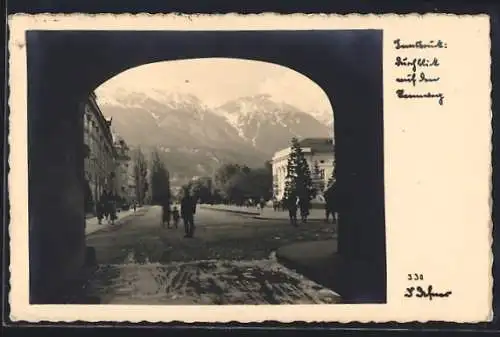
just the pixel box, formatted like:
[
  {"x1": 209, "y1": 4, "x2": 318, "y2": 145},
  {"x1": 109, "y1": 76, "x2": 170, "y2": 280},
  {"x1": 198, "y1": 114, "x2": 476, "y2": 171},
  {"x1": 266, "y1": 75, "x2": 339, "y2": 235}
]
[{"x1": 79, "y1": 206, "x2": 340, "y2": 304}]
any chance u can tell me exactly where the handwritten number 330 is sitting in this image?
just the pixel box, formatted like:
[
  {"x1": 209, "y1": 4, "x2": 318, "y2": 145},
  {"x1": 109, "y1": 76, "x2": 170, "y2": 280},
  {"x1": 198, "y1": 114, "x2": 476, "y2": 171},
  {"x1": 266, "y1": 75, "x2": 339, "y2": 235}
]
[{"x1": 408, "y1": 273, "x2": 424, "y2": 281}]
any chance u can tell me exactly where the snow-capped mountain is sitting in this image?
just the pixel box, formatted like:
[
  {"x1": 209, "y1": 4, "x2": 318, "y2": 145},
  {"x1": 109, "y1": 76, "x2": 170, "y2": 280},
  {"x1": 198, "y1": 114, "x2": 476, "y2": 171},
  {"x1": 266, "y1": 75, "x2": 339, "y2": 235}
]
[
  {"x1": 96, "y1": 88, "x2": 332, "y2": 185},
  {"x1": 215, "y1": 94, "x2": 331, "y2": 150},
  {"x1": 309, "y1": 109, "x2": 334, "y2": 128}
]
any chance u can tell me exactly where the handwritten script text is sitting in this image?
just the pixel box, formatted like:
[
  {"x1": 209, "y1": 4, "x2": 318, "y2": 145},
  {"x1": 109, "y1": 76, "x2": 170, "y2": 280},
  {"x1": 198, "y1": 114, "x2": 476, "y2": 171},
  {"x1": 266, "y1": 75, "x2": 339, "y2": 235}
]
[{"x1": 394, "y1": 39, "x2": 446, "y2": 106}]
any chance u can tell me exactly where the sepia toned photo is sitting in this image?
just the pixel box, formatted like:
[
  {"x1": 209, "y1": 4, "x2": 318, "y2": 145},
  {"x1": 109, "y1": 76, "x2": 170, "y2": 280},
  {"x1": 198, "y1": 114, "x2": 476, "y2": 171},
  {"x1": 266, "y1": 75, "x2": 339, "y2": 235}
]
[
  {"x1": 27, "y1": 28, "x2": 386, "y2": 306},
  {"x1": 8, "y1": 14, "x2": 492, "y2": 323}
]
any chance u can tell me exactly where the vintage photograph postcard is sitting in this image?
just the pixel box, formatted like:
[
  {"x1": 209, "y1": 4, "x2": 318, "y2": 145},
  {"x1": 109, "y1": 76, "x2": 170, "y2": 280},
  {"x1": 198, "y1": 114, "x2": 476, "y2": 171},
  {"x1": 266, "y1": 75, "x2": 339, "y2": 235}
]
[{"x1": 7, "y1": 13, "x2": 492, "y2": 323}]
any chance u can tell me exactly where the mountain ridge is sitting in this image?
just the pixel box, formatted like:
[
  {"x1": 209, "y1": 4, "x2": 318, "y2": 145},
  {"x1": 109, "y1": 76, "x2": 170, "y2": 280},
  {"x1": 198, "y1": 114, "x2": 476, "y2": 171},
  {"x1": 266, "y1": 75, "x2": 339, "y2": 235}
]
[{"x1": 97, "y1": 88, "x2": 333, "y2": 186}]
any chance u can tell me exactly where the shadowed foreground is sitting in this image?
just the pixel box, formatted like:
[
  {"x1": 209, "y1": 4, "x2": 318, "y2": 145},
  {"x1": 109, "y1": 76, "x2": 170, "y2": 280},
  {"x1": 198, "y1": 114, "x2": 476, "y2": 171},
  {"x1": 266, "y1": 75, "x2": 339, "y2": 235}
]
[{"x1": 77, "y1": 206, "x2": 340, "y2": 304}]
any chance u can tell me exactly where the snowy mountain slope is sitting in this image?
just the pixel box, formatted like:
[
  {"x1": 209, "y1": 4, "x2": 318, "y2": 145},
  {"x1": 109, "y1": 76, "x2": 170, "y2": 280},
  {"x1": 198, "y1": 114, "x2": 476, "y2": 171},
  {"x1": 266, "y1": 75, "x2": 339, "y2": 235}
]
[{"x1": 96, "y1": 88, "x2": 332, "y2": 185}]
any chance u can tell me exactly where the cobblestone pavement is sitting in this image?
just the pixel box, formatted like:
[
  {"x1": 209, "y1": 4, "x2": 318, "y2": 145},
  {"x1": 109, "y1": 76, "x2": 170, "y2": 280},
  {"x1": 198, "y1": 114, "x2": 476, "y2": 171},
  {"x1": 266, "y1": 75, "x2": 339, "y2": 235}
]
[{"x1": 81, "y1": 206, "x2": 338, "y2": 304}]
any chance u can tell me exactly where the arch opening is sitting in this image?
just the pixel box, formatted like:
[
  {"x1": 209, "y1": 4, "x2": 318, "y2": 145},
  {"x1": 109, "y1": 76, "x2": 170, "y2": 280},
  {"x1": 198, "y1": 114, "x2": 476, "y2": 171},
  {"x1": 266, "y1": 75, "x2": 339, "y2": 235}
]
[
  {"x1": 86, "y1": 58, "x2": 336, "y2": 206},
  {"x1": 26, "y1": 30, "x2": 385, "y2": 305}
]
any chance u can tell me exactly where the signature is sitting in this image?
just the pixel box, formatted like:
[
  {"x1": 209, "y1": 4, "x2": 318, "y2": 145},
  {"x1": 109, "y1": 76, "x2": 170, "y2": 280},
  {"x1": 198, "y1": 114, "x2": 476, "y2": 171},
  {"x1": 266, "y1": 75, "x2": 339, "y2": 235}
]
[{"x1": 404, "y1": 285, "x2": 452, "y2": 301}]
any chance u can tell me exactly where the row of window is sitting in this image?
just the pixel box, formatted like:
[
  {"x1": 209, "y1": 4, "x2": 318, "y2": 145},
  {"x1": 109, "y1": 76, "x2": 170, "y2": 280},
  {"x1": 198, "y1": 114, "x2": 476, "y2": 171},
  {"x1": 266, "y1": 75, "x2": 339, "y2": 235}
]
[
  {"x1": 273, "y1": 168, "x2": 326, "y2": 182},
  {"x1": 85, "y1": 159, "x2": 113, "y2": 177},
  {"x1": 273, "y1": 167, "x2": 326, "y2": 178},
  {"x1": 84, "y1": 129, "x2": 113, "y2": 155}
]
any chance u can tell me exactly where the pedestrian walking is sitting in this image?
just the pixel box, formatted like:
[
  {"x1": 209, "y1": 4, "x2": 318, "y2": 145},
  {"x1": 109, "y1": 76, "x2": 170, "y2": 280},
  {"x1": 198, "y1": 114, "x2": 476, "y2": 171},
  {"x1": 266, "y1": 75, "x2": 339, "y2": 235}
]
[
  {"x1": 133, "y1": 200, "x2": 137, "y2": 212},
  {"x1": 96, "y1": 200, "x2": 104, "y2": 225},
  {"x1": 259, "y1": 197, "x2": 266, "y2": 213},
  {"x1": 298, "y1": 196, "x2": 310, "y2": 223},
  {"x1": 324, "y1": 183, "x2": 339, "y2": 224},
  {"x1": 161, "y1": 202, "x2": 171, "y2": 228},
  {"x1": 172, "y1": 205, "x2": 180, "y2": 229},
  {"x1": 286, "y1": 196, "x2": 298, "y2": 226},
  {"x1": 101, "y1": 190, "x2": 110, "y2": 222},
  {"x1": 109, "y1": 195, "x2": 117, "y2": 225},
  {"x1": 280, "y1": 199, "x2": 286, "y2": 212},
  {"x1": 181, "y1": 189, "x2": 197, "y2": 238}
]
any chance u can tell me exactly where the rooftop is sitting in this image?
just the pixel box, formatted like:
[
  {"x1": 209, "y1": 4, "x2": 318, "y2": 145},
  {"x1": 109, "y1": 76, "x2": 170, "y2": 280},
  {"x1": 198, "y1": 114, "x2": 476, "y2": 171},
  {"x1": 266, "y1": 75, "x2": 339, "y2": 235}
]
[{"x1": 298, "y1": 137, "x2": 334, "y2": 153}]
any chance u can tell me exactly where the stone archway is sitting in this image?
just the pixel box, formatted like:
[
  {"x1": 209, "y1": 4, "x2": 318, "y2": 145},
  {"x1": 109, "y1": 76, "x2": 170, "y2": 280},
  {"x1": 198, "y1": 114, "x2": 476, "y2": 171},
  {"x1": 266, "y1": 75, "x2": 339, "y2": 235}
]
[{"x1": 26, "y1": 29, "x2": 386, "y2": 303}]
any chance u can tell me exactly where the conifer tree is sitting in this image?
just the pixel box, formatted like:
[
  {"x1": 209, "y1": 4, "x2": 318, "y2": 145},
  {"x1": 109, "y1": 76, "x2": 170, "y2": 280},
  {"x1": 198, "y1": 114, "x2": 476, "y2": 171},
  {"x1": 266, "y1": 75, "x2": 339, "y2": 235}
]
[
  {"x1": 283, "y1": 137, "x2": 314, "y2": 204},
  {"x1": 311, "y1": 160, "x2": 324, "y2": 197}
]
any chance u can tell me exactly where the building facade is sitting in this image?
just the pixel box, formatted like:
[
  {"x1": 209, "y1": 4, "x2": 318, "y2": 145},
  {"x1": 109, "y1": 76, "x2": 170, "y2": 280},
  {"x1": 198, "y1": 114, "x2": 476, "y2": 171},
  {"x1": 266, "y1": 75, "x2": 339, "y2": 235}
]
[
  {"x1": 271, "y1": 138, "x2": 335, "y2": 201},
  {"x1": 112, "y1": 134, "x2": 132, "y2": 202},
  {"x1": 83, "y1": 92, "x2": 117, "y2": 213}
]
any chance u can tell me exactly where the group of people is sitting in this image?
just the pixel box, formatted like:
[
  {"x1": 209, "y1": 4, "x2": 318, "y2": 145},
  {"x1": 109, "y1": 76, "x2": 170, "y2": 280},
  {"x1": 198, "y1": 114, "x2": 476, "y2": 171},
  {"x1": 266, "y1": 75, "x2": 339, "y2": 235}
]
[
  {"x1": 95, "y1": 190, "x2": 117, "y2": 225},
  {"x1": 244, "y1": 197, "x2": 267, "y2": 210},
  {"x1": 161, "y1": 189, "x2": 198, "y2": 238},
  {"x1": 95, "y1": 192, "x2": 138, "y2": 226},
  {"x1": 272, "y1": 183, "x2": 339, "y2": 226},
  {"x1": 284, "y1": 196, "x2": 311, "y2": 226}
]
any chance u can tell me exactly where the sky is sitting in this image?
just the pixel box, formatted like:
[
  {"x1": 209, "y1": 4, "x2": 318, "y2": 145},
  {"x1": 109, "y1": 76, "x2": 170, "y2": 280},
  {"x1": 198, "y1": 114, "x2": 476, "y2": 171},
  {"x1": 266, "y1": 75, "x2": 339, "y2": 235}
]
[{"x1": 95, "y1": 58, "x2": 334, "y2": 114}]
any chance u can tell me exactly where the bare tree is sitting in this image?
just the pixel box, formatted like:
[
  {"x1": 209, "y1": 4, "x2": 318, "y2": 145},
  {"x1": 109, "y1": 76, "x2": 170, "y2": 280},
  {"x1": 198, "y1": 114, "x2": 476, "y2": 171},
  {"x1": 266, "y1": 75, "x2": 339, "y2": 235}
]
[{"x1": 150, "y1": 148, "x2": 171, "y2": 206}]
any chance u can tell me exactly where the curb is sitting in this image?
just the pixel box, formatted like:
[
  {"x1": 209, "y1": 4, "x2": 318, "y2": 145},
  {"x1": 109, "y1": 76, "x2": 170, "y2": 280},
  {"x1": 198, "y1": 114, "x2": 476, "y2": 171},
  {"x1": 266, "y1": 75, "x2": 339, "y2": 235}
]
[
  {"x1": 274, "y1": 249, "x2": 340, "y2": 299},
  {"x1": 252, "y1": 216, "x2": 325, "y2": 222},
  {"x1": 201, "y1": 206, "x2": 326, "y2": 222},
  {"x1": 199, "y1": 206, "x2": 259, "y2": 216},
  {"x1": 275, "y1": 245, "x2": 385, "y2": 304}
]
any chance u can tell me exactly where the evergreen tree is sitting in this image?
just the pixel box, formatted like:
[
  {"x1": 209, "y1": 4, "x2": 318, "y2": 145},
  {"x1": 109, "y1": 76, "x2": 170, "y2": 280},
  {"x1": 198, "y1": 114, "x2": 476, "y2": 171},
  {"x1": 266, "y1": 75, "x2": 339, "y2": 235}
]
[
  {"x1": 311, "y1": 160, "x2": 325, "y2": 197},
  {"x1": 150, "y1": 149, "x2": 171, "y2": 205},
  {"x1": 283, "y1": 137, "x2": 314, "y2": 203}
]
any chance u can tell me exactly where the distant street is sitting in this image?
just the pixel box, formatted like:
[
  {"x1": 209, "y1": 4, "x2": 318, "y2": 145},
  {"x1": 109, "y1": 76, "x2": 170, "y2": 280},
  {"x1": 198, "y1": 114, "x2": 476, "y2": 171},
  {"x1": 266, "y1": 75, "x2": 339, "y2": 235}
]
[{"x1": 79, "y1": 206, "x2": 339, "y2": 304}]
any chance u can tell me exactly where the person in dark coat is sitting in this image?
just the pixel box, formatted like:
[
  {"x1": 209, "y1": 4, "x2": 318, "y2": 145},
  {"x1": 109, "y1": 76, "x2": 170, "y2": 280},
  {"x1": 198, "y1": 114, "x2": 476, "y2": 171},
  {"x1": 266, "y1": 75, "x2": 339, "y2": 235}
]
[
  {"x1": 298, "y1": 196, "x2": 310, "y2": 223},
  {"x1": 108, "y1": 193, "x2": 117, "y2": 225},
  {"x1": 286, "y1": 196, "x2": 298, "y2": 226},
  {"x1": 259, "y1": 197, "x2": 266, "y2": 212},
  {"x1": 324, "y1": 184, "x2": 338, "y2": 224},
  {"x1": 181, "y1": 189, "x2": 197, "y2": 238},
  {"x1": 100, "y1": 191, "x2": 110, "y2": 222},
  {"x1": 161, "y1": 202, "x2": 171, "y2": 228},
  {"x1": 172, "y1": 205, "x2": 180, "y2": 229},
  {"x1": 96, "y1": 200, "x2": 104, "y2": 225},
  {"x1": 109, "y1": 200, "x2": 117, "y2": 224}
]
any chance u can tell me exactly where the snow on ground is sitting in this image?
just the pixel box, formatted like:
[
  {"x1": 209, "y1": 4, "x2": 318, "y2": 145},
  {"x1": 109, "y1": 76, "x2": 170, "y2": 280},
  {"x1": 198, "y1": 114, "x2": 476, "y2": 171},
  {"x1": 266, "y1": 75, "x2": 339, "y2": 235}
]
[{"x1": 86, "y1": 257, "x2": 340, "y2": 305}]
